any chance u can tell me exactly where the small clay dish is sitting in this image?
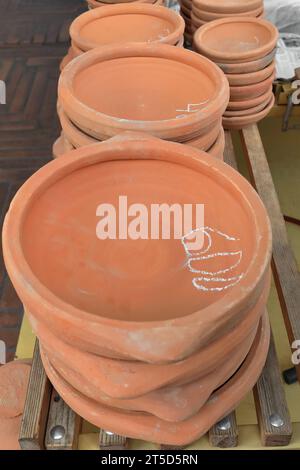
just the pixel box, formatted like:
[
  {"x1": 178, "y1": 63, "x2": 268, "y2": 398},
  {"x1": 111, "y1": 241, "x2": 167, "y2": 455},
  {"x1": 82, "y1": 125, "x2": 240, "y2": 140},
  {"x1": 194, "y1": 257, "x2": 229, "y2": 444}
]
[
  {"x1": 216, "y1": 48, "x2": 276, "y2": 74},
  {"x1": 224, "y1": 94, "x2": 272, "y2": 117},
  {"x1": 193, "y1": 0, "x2": 263, "y2": 14},
  {"x1": 229, "y1": 71, "x2": 275, "y2": 101},
  {"x1": 192, "y1": 5, "x2": 263, "y2": 22},
  {"x1": 227, "y1": 88, "x2": 273, "y2": 110},
  {"x1": 70, "y1": 4, "x2": 185, "y2": 51},
  {"x1": 206, "y1": 127, "x2": 225, "y2": 160},
  {"x1": 193, "y1": 17, "x2": 278, "y2": 63},
  {"x1": 223, "y1": 94, "x2": 275, "y2": 129},
  {"x1": 226, "y1": 61, "x2": 275, "y2": 86}
]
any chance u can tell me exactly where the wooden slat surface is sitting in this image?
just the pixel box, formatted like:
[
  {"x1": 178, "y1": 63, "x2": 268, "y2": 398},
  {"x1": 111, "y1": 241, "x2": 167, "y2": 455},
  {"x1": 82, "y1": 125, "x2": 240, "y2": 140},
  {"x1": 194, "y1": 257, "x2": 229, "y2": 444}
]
[
  {"x1": 99, "y1": 430, "x2": 127, "y2": 450},
  {"x1": 209, "y1": 413, "x2": 238, "y2": 448}
]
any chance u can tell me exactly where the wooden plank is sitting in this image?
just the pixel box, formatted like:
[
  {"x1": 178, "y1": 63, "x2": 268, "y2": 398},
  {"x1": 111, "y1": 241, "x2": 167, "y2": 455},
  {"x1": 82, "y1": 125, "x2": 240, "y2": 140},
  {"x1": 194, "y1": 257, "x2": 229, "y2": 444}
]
[
  {"x1": 99, "y1": 430, "x2": 127, "y2": 450},
  {"x1": 240, "y1": 125, "x2": 300, "y2": 382},
  {"x1": 224, "y1": 129, "x2": 238, "y2": 169},
  {"x1": 253, "y1": 330, "x2": 292, "y2": 446},
  {"x1": 19, "y1": 340, "x2": 52, "y2": 450},
  {"x1": 45, "y1": 388, "x2": 81, "y2": 450},
  {"x1": 209, "y1": 413, "x2": 238, "y2": 448}
]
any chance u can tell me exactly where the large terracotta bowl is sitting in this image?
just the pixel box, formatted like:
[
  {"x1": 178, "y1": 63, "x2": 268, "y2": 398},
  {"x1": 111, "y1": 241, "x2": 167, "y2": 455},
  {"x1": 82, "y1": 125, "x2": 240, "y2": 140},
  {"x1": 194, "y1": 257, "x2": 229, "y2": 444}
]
[
  {"x1": 58, "y1": 43, "x2": 229, "y2": 142},
  {"x1": 3, "y1": 134, "x2": 272, "y2": 363},
  {"x1": 70, "y1": 4, "x2": 184, "y2": 51},
  {"x1": 40, "y1": 312, "x2": 270, "y2": 446},
  {"x1": 193, "y1": 18, "x2": 278, "y2": 63}
]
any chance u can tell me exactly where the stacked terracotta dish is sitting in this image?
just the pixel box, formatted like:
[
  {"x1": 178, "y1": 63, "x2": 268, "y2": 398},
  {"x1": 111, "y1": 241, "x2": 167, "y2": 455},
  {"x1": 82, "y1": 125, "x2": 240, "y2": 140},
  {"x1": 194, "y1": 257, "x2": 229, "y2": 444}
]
[
  {"x1": 3, "y1": 133, "x2": 272, "y2": 446},
  {"x1": 178, "y1": 0, "x2": 194, "y2": 44},
  {"x1": 55, "y1": 43, "x2": 229, "y2": 159},
  {"x1": 194, "y1": 17, "x2": 278, "y2": 129},
  {"x1": 60, "y1": 4, "x2": 185, "y2": 71},
  {"x1": 87, "y1": 0, "x2": 164, "y2": 10}
]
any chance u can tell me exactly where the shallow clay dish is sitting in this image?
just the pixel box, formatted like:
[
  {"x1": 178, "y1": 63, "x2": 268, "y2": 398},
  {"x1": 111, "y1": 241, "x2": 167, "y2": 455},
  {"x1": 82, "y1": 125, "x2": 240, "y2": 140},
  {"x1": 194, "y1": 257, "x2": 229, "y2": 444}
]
[
  {"x1": 52, "y1": 133, "x2": 75, "y2": 159},
  {"x1": 88, "y1": 0, "x2": 164, "y2": 8},
  {"x1": 58, "y1": 43, "x2": 229, "y2": 142},
  {"x1": 192, "y1": 5, "x2": 263, "y2": 22},
  {"x1": 184, "y1": 119, "x2": 221, "y2": 151},
  {"x1": 70, "y1": 4, "x2": 185, "y2": 51},
  {"x1": 216, "y1": 48, "x2": 276, "y2": 74},
  {"x1": 224, "y1": 95, "x2": 272, "y2": 117},
  {"x1": 193, "y1": 0, "x2": 263, "y2": 14},
  {"x1": 229, "y1": 71, "x2": 275, "y2": 101},
  {"x1": 223, "y1": 94, "x2": 275, "y2": 129},
  {"x1": 227, "y1": 88, "x2": 273, "y2": 110},
  {"x1": 225, "y1": 61, "x2": 275, "y2": 86},
  {"x1": 58, "y1": 107, "x2": 97, "y2": 148},
  {"x1": 26, "y1": 271, "x2": 270, "y2": 399},
  {"x1": 206, "y1": 127, "x2": 225, "y2": 160},
  {"x1": 40, "y1": 313, "x2": 270, "y2": 446},
  {"x1": 193, "y1": 17, "x2": 278, "y2": 63},
  {"x1": 3, "y1": 134, "x2": 272, "y2": 363}
]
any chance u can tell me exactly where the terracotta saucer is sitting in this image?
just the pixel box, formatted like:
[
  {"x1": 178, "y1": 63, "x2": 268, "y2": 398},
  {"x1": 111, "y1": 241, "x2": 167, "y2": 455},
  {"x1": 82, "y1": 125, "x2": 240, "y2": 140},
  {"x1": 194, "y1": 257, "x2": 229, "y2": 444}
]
[
  {"x1": 3, "y1": 134, "x2": 272, "y2": 363},
  {"x1": 0, "y1": 360, "x2": 31, "y2": 419},
  {"x1": 227, "y1": 88, "x2": 273, "y2": 110},
  {"x1": 193, "y1": 17, "x2": 278, "y2": 63},
  {"x1": 223, "y1": 94, "x2": 275, "y2": 129},
  {"x1": 180, "y1": 4, "x2": 191, "y2": 19},
  {"x1": 226, "y1": 61, "x2": 275, "y2": 86},
  {"x1": 217, "y1": 49, "x2": 276, "y2": 74},
  {"x1": 58, "y1": 43, "x2": 229, "y2": 142},
  {"x1": 27, "y1": 270, "x2": 270, "y2": 399},
  {"x1": 88, "y1": 0, "x2": 164, "y2": 8},
  {"x1": 184, "y1": 119, "x2": 221, "y2": 151},
  {"x1": 229, "y1": 71, "x2": 275, "y2": 101},
  {"x1": 70, "y1": 4, "x2": 185, "y2": 51},
  {"x1": 40, "y1": 312, "x2": 270, "y2": 446},
  {"x1": 206, "y1": 127, "x2": 225, "y2": 160},
  {"x1": 52, "y1": 133, "x2": 75, "y2": 159},
  {"x1": 193, "y1": 0, "x2": 263, "y2": 14},
  {"x1": 192, "y1": 5, "x2": 263, "y2": 22},
  {"x1": 224, "y1": 95, "x2": 272, "y2": 117}
]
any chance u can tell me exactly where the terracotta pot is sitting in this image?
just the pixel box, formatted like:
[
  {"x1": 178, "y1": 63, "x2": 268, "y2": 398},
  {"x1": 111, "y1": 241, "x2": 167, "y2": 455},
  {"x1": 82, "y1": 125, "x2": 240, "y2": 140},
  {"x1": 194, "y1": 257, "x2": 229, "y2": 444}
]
[
  {"x1": 229, "y1": 71, "x2": 275, "y2": 101},
  {"x1": 193, "y1": 18, "x2": 278, "y2": 63},
  {"x1": 206, "y1": 127, "x2": 225, "y2": 160},
  {"x1": 216, "y1": 49, "x2": 276, "y2": 75},
  {"x1": 227, "y1": 88, "x2": 273, "y2": 110},
  {"x1": 52, "y1": 133, "x2": 75, "y2": 159},
  {"x1": 58, "y1": 43, "x2": 229, "y2": 142},
  {"x1": 223, "y1": 94, "x2": 275, "y2": 129},
  {"x1": 226, "y1": 61, "x2": 275, "y2": 86},
  {"x1": 40, "y1": 312, "x2": 270, "y2": 446},
  {"x1": 192, "y1": 5, "x2": 263, "y2": 22},
  {"x1": 70, "y1": 5, "x2": 184, "y2": 52},
  {"x1": 224, "y1": 94, "x2": 273, "y2": 117},
  {"x1": 193, "y1": 0, "x2": 263, "y2": 14},
  {"x1": 3, "y1": 134, "x2": 272, "y2": 363}
]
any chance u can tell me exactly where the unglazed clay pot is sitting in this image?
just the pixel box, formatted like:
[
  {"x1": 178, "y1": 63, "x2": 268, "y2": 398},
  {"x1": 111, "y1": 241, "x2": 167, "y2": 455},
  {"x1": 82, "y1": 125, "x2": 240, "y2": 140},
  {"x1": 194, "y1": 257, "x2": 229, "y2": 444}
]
[
  {"x1": 225, "y1": 61, "x2": 275, "y2": 86},
  {"x1": 3, "y1": 134, "x2": 272, "y2": 363},
  {"x1": 227, "y1": 88, "x2": 273, "y2": 110},
  {"x1": 193, "y1": 0, "x2": 263, "y2": 14},
  {"x1": 229, "y1": 71, "x2": 275, "y2": 101},
  {"x1": 58, "y1": 43, "x2": 229, "y2": 142},
  {"x1": 216, "y1": 48, "x2": 276, "y2": 74},
  {"x1": 193, "y1": 18, "x2": 278, "y2": 63},
  {"x1": 40, "y1": 313, "x2": 270, "y2": 446},
  {"x1": 223, "y1": 94, "x2": 275, "y2": 129},
  {"x1": 70, "y1": 5, "x2": 184, "y2": 51}
]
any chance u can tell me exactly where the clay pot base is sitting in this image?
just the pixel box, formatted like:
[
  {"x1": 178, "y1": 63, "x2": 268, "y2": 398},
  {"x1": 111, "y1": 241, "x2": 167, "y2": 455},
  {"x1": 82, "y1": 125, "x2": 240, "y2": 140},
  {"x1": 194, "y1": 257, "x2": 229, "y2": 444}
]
[
  {"x1": 223, "y1": 94, "x2": 275, "y2": 129},
  {"x1": 193, "y1": 17, "x2": 278, "y2": 63},
  {"x1": 40, "y1": 313, "x2": 270, "y2": 446},
  {"x1": 28, "y1": 270, "x2": 270, "y2": 400}
]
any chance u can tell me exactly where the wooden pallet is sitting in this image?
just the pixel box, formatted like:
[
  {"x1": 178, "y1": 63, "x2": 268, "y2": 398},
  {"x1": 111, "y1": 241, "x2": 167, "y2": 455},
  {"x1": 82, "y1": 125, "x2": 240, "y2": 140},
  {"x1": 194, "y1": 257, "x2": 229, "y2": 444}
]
[{"x1": 19, "y1": 125, "x2": 299, "y2": 450}]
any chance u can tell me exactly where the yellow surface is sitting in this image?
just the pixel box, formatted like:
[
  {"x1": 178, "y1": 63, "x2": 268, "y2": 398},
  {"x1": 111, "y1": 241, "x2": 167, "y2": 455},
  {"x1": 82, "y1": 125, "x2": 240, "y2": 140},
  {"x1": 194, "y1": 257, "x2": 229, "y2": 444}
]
[{"x1": 16, "y1": 115, "x2": 300, "y2": 450}]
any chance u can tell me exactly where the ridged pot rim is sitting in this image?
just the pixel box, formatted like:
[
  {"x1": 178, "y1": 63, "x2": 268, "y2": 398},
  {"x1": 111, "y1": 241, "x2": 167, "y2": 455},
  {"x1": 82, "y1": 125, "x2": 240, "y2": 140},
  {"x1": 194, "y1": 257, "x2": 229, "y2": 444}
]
[
  {"x1": 3, "y1": 133, "x2": 272, "y2": 333},
  {"x1": 70, "y1": 4, "x2": 185, "y2": 52},
  {"x1": 58, "y1": 42, "x2": 230, "y2": 141},
  {"x1": 193, "y1": 17, "x2": 278, "y2": 63}
]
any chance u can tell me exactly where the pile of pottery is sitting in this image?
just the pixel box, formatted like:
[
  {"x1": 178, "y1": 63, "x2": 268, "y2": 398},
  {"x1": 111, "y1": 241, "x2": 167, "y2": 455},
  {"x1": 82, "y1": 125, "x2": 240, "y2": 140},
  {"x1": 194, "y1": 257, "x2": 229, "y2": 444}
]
[
  {"x1": 55, "y1": 43, "x2": 229, "y2": 159},
  {"x1": 3, "y1": 133, "x2": 272, "y2": 446},
  {"x1": 87, "y1": 0, "x2": 164, "y2": 10},
  {"x1": 194, "y1": 17, "x2": 278, "y2": 129},
  {"x1": 60, "y1": 4, "x2": 185, "y2": 71}
]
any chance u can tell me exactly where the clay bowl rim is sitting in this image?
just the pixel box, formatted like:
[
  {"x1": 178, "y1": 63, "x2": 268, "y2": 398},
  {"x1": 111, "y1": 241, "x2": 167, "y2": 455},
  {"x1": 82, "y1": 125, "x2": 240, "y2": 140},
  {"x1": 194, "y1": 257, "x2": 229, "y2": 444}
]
[
  {"x1": 3, "y1": 133, "x2": 272, "y2": 332},
  {"x1": 70, "y1": 4, "x2": 185, "y2": 52},
  {"x1": 58, "y1": 42, "x2": 230, "y2": 141},
  {"x1": 192, "y1": 0, "x2": 263, "y2": 14},
  {"x1": 193, "y1": 17, "x2": 278, "y2": 63}
]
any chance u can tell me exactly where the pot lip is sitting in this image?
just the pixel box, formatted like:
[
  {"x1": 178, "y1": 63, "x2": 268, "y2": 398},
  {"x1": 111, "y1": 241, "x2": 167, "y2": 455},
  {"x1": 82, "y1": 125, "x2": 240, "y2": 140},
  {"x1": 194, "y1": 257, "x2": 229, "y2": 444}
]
[
  {"x1": 223, "y1": 93, "x2": 275, "y2": 123},
  {"x1": 70, "y1": 4, "x2": 185, "y2": 52},
  {"x1": 3, "y1": 134, "x2": 272, "y2": 330},
  {"x1": 58, "y1": 42, "x2": 230, "y2": 140},
  {"x1": 193, "y1": 0, "x2": 263, "y2": 14},
  {"x1": 193, "y1": 17, "x2": 279, "y2": 63}
]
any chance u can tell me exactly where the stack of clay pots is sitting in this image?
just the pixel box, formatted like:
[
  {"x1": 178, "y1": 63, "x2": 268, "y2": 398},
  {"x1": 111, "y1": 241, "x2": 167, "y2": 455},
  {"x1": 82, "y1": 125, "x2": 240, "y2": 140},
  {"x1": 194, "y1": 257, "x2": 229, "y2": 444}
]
[
  {"x1": 87, "y1": 0, "x2": 164, "y2": 10},
  {"x1": 60, "y1": 4, "x2": 185, "y2": 71},
  {"x1": 191, "y1": 0, "x2": 264, "y2": 32},
  {"x1": 194, "y1": 17, "x2": 278, "y2": 129},
  {"x1": 55, "y1": 43, "x2": 229, "y2": 159},
  {"x1": 3, "y1": 133, "x2": 272, "y2": 446},
  {"x1": 178, "y1": 0, "x2": 194, "y2": 44}
]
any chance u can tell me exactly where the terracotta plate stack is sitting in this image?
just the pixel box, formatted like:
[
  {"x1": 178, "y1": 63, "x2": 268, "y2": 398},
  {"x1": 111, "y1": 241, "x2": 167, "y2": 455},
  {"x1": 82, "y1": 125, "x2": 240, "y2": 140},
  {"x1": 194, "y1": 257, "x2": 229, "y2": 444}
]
[
  {"x1": 194, "y1": 17, "x2": 278, "y2": 129},
  {"x1": 191, "y1": 0, "x2": 264, "y2": 34},
  {"x1": 55, "y1": 43, "x2": 229, "y2": 159},
  {"x1": 87, "y1": 0, "x2": 164, "y2": 10},
  {"x1": 178, "y1": 0, "x2": 194, "y2": 44},
  {"x1": 3, "y1": 134, "x2": 272, "y2": 446},
  {"x1": 60, "y1": 4, "x2": 185, "y2": 71}
]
